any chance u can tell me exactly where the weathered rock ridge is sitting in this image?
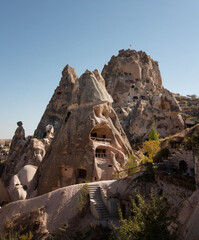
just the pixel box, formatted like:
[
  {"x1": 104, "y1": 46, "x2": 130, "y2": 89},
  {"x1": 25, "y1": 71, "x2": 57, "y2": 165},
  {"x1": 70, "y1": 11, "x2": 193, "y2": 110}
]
[
  {"x1": 1, "y1": 66, "x2": 133, "y2": 202},
  {"x1": 1, "y1": 49, "x2": 187, "y2": 201},
  {"x1": 36, "y1": 69, "x2": 132, "y2": 196},
  {"x1": 174, "y1": 93, "x2": 199, "y2": 127},
  {"x1": 102, "y1": 49, "x2": 185, "y2": 142},
  {"x1": 1, "y1": 123, "x2": 54, "y2": 203},
  {"x1": 34, "y1": 65, "x2": 78, "y2": 139}
]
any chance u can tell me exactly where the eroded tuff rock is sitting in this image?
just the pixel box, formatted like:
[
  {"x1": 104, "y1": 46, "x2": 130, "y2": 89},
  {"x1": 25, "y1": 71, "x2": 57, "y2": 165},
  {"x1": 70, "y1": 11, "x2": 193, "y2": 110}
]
[
  {"x1": 174, "y1": 93, "x2": 199, "y2": 127},
  {"x1": 1, "y1": 123, "x2": 54, "y2": 203},
  {"x1": 102, "y1": 49, "x2": 185, "y2": 142},
  {"x1": 0, "y1": 178, "x2": 193, "y2": 238},
  {"x1": 179, "y1": 189, "x2": 199, "y2": 240},
  {"x1": 9, "y1": 121, "x2": 25, "y2": 155},
  {"x1": 35, "y1": 69, "x2": 132, "y2": 196},
  {"x1": 0, "y1": 145, "x2": 9, "y2": 163},
  {"x1": 34, "y1": 65, "x2": 78, "y2": 139}
]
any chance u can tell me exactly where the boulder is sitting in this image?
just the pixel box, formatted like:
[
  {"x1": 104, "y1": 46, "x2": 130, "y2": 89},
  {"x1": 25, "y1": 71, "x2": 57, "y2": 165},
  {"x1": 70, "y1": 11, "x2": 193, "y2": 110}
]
[{"x1": 8, "y1": 165, "x2": 37, "y2": 201}]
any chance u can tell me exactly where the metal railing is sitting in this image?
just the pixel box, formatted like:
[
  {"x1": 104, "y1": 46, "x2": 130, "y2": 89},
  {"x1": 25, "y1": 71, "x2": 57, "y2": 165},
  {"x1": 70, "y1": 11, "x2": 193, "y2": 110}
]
[
  {"x1": 91, "y1": 137, "x2": 111, "y2": 143},
  {"x1": 117, "y1": 164, "x2": 147, "y2": 179},
  {"x1": 95, "y1": 153, "x2": 111, "y2": 158}
]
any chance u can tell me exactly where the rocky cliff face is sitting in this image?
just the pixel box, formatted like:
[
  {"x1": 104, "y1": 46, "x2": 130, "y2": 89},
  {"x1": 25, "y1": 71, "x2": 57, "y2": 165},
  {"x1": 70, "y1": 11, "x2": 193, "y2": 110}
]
[
  {"x1": 34, "y1": 65, "x2": 78, "y2": 139},
  {"x1": 102, "y1": 49, "x2": 185, "y2": 142},
  {"x1": 1, "y1": 123, "x2": 53, "y2": 203},
  {"x1": 36, "y1": 69, "x2": 132, "y2": 196},
  {"x1": 174, "y1": 94, "x2": 199, "y2": 127},
  {"x1": 1, "y1": 50, "x2": 187, "y2": 201}
]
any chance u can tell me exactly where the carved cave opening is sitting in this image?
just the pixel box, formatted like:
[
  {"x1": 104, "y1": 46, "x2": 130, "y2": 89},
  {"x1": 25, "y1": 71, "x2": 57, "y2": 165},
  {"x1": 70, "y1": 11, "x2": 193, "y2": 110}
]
[
  {"x1": 179, "y1": 160, "x2": 188, "y2": 173},
  {"x1": 77, "y1": 168, "x2": 87, "y2": 178},
  {"x1": 95, "y1": 148, "x2": 106, "y2": 158},
  {"x1": 65, "y1": 112, "x2": 71, "y2": 122},
  {"x1": 90, "y1": 126, "x2": 112, "y2": 143}
]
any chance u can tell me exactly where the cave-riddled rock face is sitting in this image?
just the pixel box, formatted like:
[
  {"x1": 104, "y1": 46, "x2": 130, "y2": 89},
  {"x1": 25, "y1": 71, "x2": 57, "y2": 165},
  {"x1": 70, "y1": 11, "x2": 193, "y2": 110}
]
[
  {"x1": 34, "y1": 65, "x2": 78, "y2": 139},
  {"x1": 102, "y1": 49, "x2": 185, "y2": 142},
  {"x1": 36, "y1": 70, "x2": 132, "y2": 196}
]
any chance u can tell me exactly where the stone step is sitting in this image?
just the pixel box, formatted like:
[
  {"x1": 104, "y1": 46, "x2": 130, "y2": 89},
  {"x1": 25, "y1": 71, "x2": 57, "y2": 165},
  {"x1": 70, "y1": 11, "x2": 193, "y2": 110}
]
[
  {"x1": 101, "y1": 212, "x2": 110, "y2": 217},
  {"x1": 88, "y1": 184, "x2": 110, "y2": 219},
  {"x1": 89, "y1": 191, "x2": 100, "y2": 194},
  {"x1": 90, "y1": 199, "x2": 102, "y2": 202},
  {"x1": 90, "y1": 198, "x2": 102, "y2": 202},
  {"x1": 92, "y1": 202, "x2": 104, "y2": 205},
  {"x1": 93, "y1": 204, "x2": 105, "y2": 207},
  {"x1": 95, "y1": 206, "x2": 108, "y2": 210},
  {"x1": 89, "y1": 189, "x2": 100, "y2": 193},
  {"x1": 90, "y1": 196, "x2": 101, "y2": 199}
]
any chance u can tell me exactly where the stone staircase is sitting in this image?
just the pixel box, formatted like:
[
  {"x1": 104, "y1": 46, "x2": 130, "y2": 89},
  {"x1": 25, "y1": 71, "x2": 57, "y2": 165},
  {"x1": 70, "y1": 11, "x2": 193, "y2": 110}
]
[{"x1": 88, "y1": 184, "x2": 109, "y2": 219}]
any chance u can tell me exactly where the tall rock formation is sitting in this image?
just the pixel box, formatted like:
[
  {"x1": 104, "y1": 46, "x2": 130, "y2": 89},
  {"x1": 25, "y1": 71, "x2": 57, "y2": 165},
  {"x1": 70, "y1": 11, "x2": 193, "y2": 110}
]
[
  {"x1": 102, "y1": 49, "x2": 185, "y2": 142},
  {"x1": 34, "y1": 65, "x2": 78, "y2": 139},
  {"x1": 1, "y1": 124, "x2": 54, "y2": 203},
  {"x1": 35, "y1": 69, "x2": 132, "y2": 196},
  {"x1": 9, "y1": 121, "x2": 25, "y2": 155}
]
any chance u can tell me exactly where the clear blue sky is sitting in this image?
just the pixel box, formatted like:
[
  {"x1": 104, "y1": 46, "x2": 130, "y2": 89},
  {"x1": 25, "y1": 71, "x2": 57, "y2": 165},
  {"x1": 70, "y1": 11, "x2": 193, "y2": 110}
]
[{"x1": 0, "y1": 0, "x2": 199, "y2": 139}]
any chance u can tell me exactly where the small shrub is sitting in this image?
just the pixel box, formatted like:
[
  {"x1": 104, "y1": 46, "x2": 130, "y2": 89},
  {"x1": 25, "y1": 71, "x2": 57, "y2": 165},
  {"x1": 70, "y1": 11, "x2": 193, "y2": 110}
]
[
  {"x1": 18, "y1": 232, "x2": 33, "y2": 240},
  {"x1": 111, "y1": 190, "x2": 178, "y2": 240},
  {"x1": 0, "y1": 232, "x2": 18, "y2": 240},
  {"x1": 50, "y1": 224, "x2": 68, "y2": 240},
  {"x1": 153, "y1": 147, "x2": 170, "y2": 163},
  {"x1": 187, "y1": 94, "x2": 197, "y2": 99},
  {"x1": 126, "y1": 154, "x2": 137, "y2": 169},
  {"x1": 3, "y1": 207, "x2": 47, "y2": 239},
  {"x1": 148, "y1": 121, "x2": 159, "y2": 142},
  {"x1": 135, "y1": 163, "x2": 155, "y2": 183},
  {"x1": 142, "y1": 140, "x2": 160, "y2": 162},
  {"x1": 77, "y1": 184, "x2": 88, "y2": 212},
  {"x1": 0, "y1": 232, "x2": 33, "y2": 240},
  {"x1": 126, "y1": 154, "x2": 139, "y2": 176}
]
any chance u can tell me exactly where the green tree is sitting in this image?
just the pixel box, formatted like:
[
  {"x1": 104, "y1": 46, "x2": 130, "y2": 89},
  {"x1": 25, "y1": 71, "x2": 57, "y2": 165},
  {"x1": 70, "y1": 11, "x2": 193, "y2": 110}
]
[
  {"x1": 186, "y1": 94, "x2": 197, "y2": 99},
  {"x1": 142, "y1": 140, "x2": 160, "y2": 163},
  {"x1": 112, "y1": 191, "x2": 178, "y2": 240},
  {"x1": 77, "y1": 184, "x2": 88, "y2": 212},
  {"x1": 125, "y1": 154, "x2": 139, "y2": 176},
  {"x1": 148, "y1": 121, "x2": 159, "y2": 142}
]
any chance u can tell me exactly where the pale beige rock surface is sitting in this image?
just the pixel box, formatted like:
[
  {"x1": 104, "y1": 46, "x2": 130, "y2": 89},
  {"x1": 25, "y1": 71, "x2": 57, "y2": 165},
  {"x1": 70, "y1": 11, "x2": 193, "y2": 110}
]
[
  {"x1": 8, "y1": 165, "x2": 37, "y2": 201},
  {"x1": 35, "y1": 70, "x2": 132, "y2": 196},
  {"x1": 2, "y1": 137, "x2": 49, "y2": 187},
  {"x1": 0, "y1": 178, "x2": 193, "y2": 236},
  {"x1": 178, "y1": 189, "x2": 199, "y2": 240},
  {"x1": 1, "y1": 126, "x2": 53, "y2": 202},
  {"x1": 102, "y1": 49, "x2": 185, "y2": 142},
  {"x1": 0, "y1": 183, "x2": 84, "y2": 233},
  {"x1": 34, "y1": 65, "x2": 78, "y2": 139},
  {"x1": 9, "y1": 121, "x2": 25, "y2": 155}
]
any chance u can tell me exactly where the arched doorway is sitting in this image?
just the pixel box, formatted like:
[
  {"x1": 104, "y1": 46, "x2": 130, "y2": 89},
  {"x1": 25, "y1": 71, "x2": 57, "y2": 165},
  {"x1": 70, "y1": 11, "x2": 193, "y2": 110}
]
[
  {"x1": 179, "y1": 160, "x2": 188, "y2": 173},
  {"x1": 77, "y1": 168, "x2": 87, "y2": 183}
]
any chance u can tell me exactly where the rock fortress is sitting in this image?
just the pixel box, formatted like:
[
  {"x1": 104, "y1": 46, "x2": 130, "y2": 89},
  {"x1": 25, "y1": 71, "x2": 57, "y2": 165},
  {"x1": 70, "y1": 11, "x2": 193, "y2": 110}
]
[{"x1": 0, "y1": 49, "x2": 199, "y2": 240}]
